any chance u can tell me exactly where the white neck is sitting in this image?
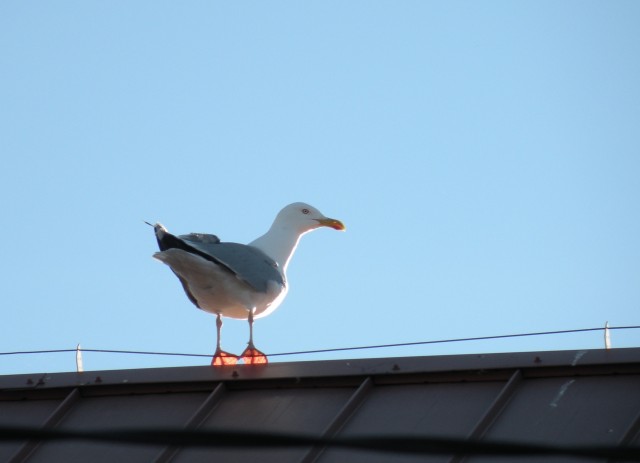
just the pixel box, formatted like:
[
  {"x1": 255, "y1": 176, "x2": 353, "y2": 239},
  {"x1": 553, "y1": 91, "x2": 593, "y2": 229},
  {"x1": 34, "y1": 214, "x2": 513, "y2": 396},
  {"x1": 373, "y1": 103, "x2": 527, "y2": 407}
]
[{"x1": 249, "y1": 224, "x2": 308, "y2": 274}]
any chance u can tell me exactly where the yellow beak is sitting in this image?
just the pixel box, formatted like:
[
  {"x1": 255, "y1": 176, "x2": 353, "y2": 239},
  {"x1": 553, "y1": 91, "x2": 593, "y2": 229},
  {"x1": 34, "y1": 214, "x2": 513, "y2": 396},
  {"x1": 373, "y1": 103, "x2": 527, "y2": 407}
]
[{"x1": 316, "y1": 217, "x2": 346, "y2": 231}]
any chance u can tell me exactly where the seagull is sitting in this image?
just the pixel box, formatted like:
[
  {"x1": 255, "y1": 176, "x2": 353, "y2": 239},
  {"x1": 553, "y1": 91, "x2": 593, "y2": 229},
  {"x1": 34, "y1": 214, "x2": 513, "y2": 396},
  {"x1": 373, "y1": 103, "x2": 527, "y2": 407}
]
[{"x1": 148, "y1": 202, "x2": 345, "y2": 366}]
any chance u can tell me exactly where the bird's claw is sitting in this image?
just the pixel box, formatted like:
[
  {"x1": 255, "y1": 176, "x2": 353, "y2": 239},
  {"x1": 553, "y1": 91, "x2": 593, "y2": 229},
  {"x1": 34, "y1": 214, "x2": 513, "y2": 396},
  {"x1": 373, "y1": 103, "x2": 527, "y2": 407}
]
[
  {"x1": 210, "y1": 347, "x2": 268, "y2": 366},
  {"x1": 211, "y1": 350, "x2": 239, "y2": 366},
  {"x1": 240, "y1": 346, "x2": 268, "y2": 365}
]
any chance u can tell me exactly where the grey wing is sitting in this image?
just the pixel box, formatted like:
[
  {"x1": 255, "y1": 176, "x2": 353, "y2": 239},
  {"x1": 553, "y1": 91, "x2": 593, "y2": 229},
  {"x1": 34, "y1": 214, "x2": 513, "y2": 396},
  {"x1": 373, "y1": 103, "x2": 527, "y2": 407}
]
[
  {"x1": 179, "y1": 238, "x2": 285, "y2": 293},
  {"x1": 179, "y1": 233, "x2": 221, "y2": 244}
]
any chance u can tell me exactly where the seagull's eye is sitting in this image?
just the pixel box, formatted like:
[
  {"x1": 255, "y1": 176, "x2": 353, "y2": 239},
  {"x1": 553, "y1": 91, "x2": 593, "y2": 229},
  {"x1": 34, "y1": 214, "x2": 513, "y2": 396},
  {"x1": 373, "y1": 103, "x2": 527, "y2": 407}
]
[{"x1": 302, "y1": 208, "x2": 310, "y2": 215}]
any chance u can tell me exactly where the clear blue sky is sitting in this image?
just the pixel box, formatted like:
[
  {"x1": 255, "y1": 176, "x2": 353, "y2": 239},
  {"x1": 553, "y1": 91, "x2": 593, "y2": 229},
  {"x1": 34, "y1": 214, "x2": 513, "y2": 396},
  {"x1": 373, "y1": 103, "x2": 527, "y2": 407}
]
[{"x1": 1, "y1": 2, "x2": 639, "y2": 375}]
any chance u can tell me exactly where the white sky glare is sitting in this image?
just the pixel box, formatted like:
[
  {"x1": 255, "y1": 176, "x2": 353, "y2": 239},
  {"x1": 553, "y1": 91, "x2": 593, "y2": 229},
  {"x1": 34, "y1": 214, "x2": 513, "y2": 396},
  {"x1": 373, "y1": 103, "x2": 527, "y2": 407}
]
[{"x1": 1, "y1": 2, "x2": 639, "y2": 374}]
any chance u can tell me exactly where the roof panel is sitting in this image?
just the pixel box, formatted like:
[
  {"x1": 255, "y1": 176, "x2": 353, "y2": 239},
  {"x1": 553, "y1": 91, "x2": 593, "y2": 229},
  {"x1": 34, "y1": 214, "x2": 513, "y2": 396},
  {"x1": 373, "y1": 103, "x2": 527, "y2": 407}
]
[
  {"x1": 469, "y1": 375, "x2": 640, "y2": 463},
  {"x1": 0, "y1": 398, "x2": 61, "y2": 461},
  {"x1": 485, "y1": 375, "x2": 640, "y2": 444},
  {"x1": 319, "y1": 381, "x2": 506, "y2": 463},
  {"x1": 27, "y1": 392, "x2": 209, "y2": 463},
  {"x1": 174, "y1": 386, "x2": 356, "y2": 463}
]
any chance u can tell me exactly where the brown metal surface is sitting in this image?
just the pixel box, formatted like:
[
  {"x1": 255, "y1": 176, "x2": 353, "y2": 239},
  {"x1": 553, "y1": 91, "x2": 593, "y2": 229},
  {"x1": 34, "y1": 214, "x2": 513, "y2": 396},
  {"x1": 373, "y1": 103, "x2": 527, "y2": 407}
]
[
  {"x1": 9, "y1": 388, "x2": 80, "y2": 462},
  {"x1": 153, "y1": 382, "x2": 227, "y2": 463},
  {"x1": 0, "y1": 347, "x2": 638, "y2": 462},
  {"x1": 0, "y1": 398, "x2": 61, "y2": 461},
  {"x1": 2, "y1": 347, "x2": 639, "y2": 393},
  {"x1": 300, "y1": 376, "x2": 374, "y2": 463}
]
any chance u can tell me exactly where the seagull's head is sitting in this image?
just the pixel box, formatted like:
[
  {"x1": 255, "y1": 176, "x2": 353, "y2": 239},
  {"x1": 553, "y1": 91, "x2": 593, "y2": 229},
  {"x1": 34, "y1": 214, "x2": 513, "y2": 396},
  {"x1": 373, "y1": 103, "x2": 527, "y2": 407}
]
[{"x1": 277, "y1": 202, "x2": 346, "y2": 234}]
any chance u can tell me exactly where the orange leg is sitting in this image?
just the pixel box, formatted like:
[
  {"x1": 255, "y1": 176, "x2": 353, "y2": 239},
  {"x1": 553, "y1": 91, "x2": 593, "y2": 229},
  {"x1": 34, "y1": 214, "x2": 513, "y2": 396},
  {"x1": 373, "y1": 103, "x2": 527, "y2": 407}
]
[
  {"x1": 240, "y1": 309, "x2": 268, "y2": 365},
  {"x1": 211, "y1": 314, "x2": 239, "y2": 366}
]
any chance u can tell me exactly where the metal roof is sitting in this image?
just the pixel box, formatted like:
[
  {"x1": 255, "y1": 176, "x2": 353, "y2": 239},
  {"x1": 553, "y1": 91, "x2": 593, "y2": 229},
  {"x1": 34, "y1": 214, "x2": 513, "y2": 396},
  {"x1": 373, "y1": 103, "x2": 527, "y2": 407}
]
[{"x1": 1, "y1": 348, "x2": 639, "y2": 462}]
